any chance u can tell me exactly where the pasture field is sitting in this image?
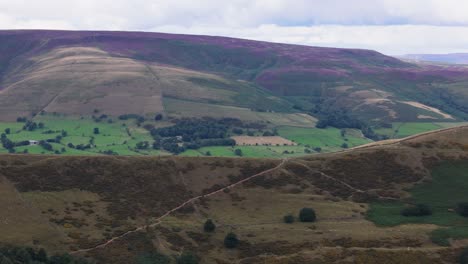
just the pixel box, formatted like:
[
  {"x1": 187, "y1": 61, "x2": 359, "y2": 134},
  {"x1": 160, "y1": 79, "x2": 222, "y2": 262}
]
[
  {"x1": 368, "y1": 162, "x2": 468, "y2": 245},
  {"x1": 277, "y1": 126, "x2": 372, "y2": 149},
  {"x1": 374, "y1": 122, "x2": 468, "y2": 138},
  {"x1": 180, "y1": 145, "x2": 312, "y2": 158},
  {"x1": 0, "y1": 115, "x2": 169, "y2": 156}
]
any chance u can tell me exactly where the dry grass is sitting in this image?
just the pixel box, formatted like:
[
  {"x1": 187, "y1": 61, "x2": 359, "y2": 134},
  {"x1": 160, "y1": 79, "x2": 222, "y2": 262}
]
[{"x1": 232, "y1": 136, "x2": 296, "y2": 146}]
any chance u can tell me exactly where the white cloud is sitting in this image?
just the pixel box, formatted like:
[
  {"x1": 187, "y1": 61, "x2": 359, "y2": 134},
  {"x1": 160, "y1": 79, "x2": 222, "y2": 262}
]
[{"x1": 1, "y1": 0, "x2": 468, "y2": 54}]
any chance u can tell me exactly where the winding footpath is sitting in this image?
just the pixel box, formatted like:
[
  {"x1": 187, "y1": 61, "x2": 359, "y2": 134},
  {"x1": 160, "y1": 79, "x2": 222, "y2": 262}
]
[{"x1": 71, "y1": 158, "x2": 288, "y2": 254}]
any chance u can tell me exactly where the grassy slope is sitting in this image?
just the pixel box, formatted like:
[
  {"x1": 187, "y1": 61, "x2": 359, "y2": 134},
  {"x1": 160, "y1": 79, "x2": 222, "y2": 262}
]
[
  {"x1": 368, "y1": 162, "x2": 468, "y2": 245},
  {"x1": 374, "y1": 122, "x2": 468, "y2": 138}
]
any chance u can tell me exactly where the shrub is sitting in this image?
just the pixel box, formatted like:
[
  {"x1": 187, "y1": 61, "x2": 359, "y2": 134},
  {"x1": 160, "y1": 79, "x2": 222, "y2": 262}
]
[
  {"x1": 93, "y1": 127, "x2": 100, "y2": 134},
  {"x1": 224, "y1": 232, "x2": 239, "y2": 248},
  {"x1": 457, "y1": 203, "x2": 468, "y2": 217},
  {"x1": 401, "y1": 204, "x2": 432, "y2": 217},
  {"x1": 234, "y1": 149, "x2": 242, "y2": 156},
  {"x1": 203, "y1": 219, "x2": 216, "y2": 232},
  {"x1": 176, "y1": 251, "x2": 198, "y2": 264},
  {"x1": 283, "y1": 214, "x2": 295, "y2": 224},
  {"x1": 460, "y1": 248, "x2": 468, "y2": 264},
  {"x1": 299, "y1": 208, "x2": 316, "y2": 222}
]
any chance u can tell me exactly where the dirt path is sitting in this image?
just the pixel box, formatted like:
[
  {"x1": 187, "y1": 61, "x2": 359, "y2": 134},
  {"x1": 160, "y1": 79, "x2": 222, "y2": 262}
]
[{"x1": 71, "y1": 158, "x2": 287, "y2": 254}]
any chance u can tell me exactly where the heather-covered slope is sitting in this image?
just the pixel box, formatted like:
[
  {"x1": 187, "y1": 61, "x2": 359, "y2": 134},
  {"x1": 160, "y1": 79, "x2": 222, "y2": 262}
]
[{"x1": 1, "y1": 30, "x2": 467, "y2": 123}]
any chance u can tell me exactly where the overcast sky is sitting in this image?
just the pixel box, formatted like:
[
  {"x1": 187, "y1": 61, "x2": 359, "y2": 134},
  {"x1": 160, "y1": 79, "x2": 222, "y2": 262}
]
[{"x1": 1, "y1": 0, "x2": 468, "y2": 55}]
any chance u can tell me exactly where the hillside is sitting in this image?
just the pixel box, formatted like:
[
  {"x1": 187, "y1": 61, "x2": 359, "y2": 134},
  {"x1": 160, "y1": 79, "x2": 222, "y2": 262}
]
[
  {"x1": 1, "y1": 126, "x2": 468, "y2": 263},
  {"x1": 1, "y1": 30, "x2": 468, "y2": 124}
]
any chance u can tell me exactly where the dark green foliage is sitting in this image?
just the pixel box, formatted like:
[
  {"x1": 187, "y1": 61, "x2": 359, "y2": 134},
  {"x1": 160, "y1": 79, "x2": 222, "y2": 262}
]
[
  {"x1": 93, "y1": 127, "x2": 100, "y2": 134},
  {"x1": 39, "y1": 140, "x2": 53, "y2": 151},
  {"x1": 224, "y1": 232, "x2": 239, "y2": 248},
  {"x1": 154, "y1": 114, "x2": 163, "y2": 121},
  {"x1": 232, "y1": 128, "x2": 243, "y2": 135},
  {"x1": 23, "y1": 120, "x2": 38, "y2": 131},
  {"x1": 283, "y1": 214, "x2": 295, "y2": 224},
  {"x1": 460, "y1": 248, "x2": 468, "y2": 264},
  {"x1": 401, "y1": 204, "x2": 432, "y2": 217},
  {"x1": 341, "y1": 143, "x2": 349, "y2": 148},
  {"x1": 16, "y1": 117, "x2": 27, "y2": 122},
  {"x1": 137, "y1": 252, "x2": 170, "y2": 264},
  {"x1": 0, "y1": 245, "x2": 93, "y2": 264},
  {"x1": 234, "y1": 149, "x2": 242, "y2": 156},
  {"x1": 457, "y1": 203, "x2": 468, "y2": 217},
  {"x1": 299, "y1": 208, "x2": 316, "y2": 222},
  {"x1": 136, "y1": 141, "x2": 150, "y2": 149},
  {"x1": 4, "y1": 128, "x2": 10, "y2": 134},
  {"x1": 176, "y1": 252, "x2": 199, "y2": 264},
  {"x1": 203, "y1": 219, "x2": 216, "y2": 232}
]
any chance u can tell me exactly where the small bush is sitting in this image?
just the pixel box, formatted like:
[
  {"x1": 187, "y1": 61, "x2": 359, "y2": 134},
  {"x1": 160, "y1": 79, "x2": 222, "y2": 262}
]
[
  {"x1": 299, "y1": 208, "x2": 316, "y2": 222},
  {"x1": 457, "y1": 203, "x2": 468, "y2": 217},
  {"x1": 401, "y1": 204, "x2": 432, "y2": 217},
  {"x1": 203, "y1": 219, "x2": 216, "y2": 232},
  {"x1": 176, "y1": 251, "x2": 198, "y2": 264},
  {"x1": 460, "y1": 248, "x2": 468, "y2": 264},
  {"x1": 224, "y1": 232, "x2": 239, "y2": 248},
  {"x1": 283, "y1": 214, "x2": 295, "y2": 224}
]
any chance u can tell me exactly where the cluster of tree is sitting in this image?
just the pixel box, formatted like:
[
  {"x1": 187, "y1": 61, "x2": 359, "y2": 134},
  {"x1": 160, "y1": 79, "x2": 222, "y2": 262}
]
[
  {"x1": 0, "y1": 245, "x2": 93, "y2": 264},
  {"x1": 283, "y1": 208, "x2": 317, "y2": 223},
  {"x1": 1, "y1": 134, "x2": 31, "y2": 152},
  {"x1": 67, "y1": 143, "x2": 92, "y2": 150},
  {"x1": 118, "y1": 114, "x2": 145, "y2": 126},
  {"x1": 150, "y1": 119, "x2": 229, "y2": 141},
  {"x1": 314, "y1": 110, "x2": 388, "y2": 141},
  {"x1": 92, "y1": 114, "x2": 108, "y2": 123},
  {"x1": 23, "y1": 121, "x2": 44, "y2": 131},
  {"x1": 136, "y1": 141, "x2": 150, "y2": 149},
  {"x1": 184, "y1": 138, "x2": 235, "y2": 150},
  {"x1": 153, "y1": 137, "x2": 185, "y2": 154},
  {"x1": 39, "y1": 140, "x2": 53, "y2": 151},
  {"x1": 100, "y1": 150, "x2": 119, "y2": 155},
  {"x1": 457, "y1": 202, "x2": 468, "y2": 217},
  {"x1": 16, "y1": 117, "x2": 28, "y2": 122},
  {"x1": 401, "y1": 204, "x2": 432, "y2": 217}
]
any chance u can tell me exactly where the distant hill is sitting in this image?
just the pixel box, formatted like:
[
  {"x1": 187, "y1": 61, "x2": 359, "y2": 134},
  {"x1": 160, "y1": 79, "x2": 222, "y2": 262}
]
[
  {"x1": 1, "y1": 30, "x2": 468, "y2": 124},
  {"x1": 401, "y1": 53, "x2": 468, "y2": 64}
]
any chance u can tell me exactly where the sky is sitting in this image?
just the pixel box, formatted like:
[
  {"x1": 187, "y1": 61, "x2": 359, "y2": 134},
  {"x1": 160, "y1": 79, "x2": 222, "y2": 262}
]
[{"x1": 1, "y1": 0, "x2": 468, "y2": 55}]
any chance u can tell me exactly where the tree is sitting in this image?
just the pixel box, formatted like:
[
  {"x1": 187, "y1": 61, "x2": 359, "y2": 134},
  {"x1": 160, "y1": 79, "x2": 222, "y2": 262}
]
[
  {"x1": 93, "y1": 127, "x2": 100, "y2": 134},
  {"x1": 4, "y1": 128, "x2": 10, "y2": 134},
  {"x1": 234, "y1": 149, "x2": 242, "y2": 156},
  {"x1": 457, "y1": 203, "x2": 468, "y2": 217},
  {"x1": 341, "y1": 143, "x2": 349, "y2": 149},
  {"x1": 224, "y1": 232, "x2": 239, "y2": 248},
  {"x1": 401, "y1": 204, "x2": 432, "y2": 217},
  {"x1": 205, "y1": 151, "x2": 211, "y2": 156},
  {"x1": 203, "y1": 219, "x2": 216, "y2": 232},
  {"x1": 283, "y1": 214, "x2": 295, "y2": 224},
  {"x1": 155, "y1": 113, "x2": 163, "y2": 121},
  {"x1": 38, "y1": 122, "x2": 45, "y2": 129},
  {"x1": 299, "y1": 208, "x2": 316, "y2": 222},
  {"x1": 460, "y1": 248, "x2": 468, "y2": 264},
  {"x1": 176, "y1": 251, "x2": 198, "y2": 264},
  {"x1": 36, "y1": 248, "x2": 47, "y2": 262}
]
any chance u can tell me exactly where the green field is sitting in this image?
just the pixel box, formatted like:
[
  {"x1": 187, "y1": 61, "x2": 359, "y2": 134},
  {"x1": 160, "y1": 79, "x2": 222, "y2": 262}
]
[
  {"x1": 181, "y1": 145, "x2": 311, "y2": 158},
  {"x1": 0, "y1": 115, "x2": 169, "y2": 156},
  {"x1": 277, "y1": 126, "x2": 372, "y2": 151},
  {"x1": 374, "y1": 122, "x2": 468, "y2": 138},
  {"x1": 367, "y1": 162, "x2": 468, "y2": 245}
]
